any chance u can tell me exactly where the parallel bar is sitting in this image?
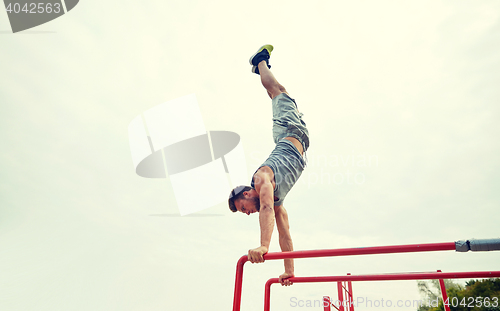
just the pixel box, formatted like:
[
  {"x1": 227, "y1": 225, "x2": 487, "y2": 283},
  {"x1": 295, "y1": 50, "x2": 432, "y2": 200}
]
[
  {"x1": 233, "y1": 242, "x2": 456, "y2": 311},
  {"x1": 264, "y1": 271, "x2": 500, "y2": 311},
  {"x1": 266, "y1": 271, "x2": 500, "y2": 284},
  {"x1": 262, "y1": 242, "x2": 456, "y2": 260}
]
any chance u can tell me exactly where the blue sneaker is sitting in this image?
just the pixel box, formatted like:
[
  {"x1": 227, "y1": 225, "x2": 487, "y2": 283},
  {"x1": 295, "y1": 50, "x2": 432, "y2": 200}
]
[{"x1": 249, "y1": 44, "x2": 273, "y2": 74}]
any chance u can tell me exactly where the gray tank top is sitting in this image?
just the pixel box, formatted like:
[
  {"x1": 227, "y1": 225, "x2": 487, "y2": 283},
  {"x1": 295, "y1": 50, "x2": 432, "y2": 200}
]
[{"x1": 251, "y1": 140, "x2": 306, "y2": 206}]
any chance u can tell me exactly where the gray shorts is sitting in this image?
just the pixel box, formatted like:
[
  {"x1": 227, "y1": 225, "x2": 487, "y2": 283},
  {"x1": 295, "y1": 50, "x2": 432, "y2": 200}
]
[{"x1": 272, "y1": 93, "x2": 310, "y2": 151}]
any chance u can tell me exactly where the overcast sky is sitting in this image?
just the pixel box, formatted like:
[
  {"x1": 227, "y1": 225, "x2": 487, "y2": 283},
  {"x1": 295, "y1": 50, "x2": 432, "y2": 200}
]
[{"x1": 1, "y1": 1, "x2": 499, "y2": 311}]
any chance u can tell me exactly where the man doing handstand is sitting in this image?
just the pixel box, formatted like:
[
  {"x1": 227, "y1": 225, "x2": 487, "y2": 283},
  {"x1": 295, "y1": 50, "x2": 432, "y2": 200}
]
[{"x1": 228, "y1": 45, "x2": 310, "y2": 286}]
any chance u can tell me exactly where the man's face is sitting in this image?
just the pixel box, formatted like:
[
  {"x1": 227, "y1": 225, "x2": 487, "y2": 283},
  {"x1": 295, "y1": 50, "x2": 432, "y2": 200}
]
[{"x1": 235, "y1": 192, "x2": 260, "y2": 215}]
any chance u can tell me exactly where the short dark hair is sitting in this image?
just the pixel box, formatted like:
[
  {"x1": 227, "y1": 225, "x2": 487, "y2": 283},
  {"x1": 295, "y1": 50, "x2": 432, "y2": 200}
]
[{"x1": 228, "y1": 186, "x2": 252, "y2": 212}]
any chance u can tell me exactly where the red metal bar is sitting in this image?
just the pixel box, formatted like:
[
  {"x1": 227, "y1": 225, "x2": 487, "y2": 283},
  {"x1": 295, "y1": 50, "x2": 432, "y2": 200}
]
[
  {"x1": 264, "y1": 278, "x2": 272, "y2": 311},
  {"x1": 262, "y1": 242, "x2": 456, "y2": 260},
  {"x1": 233, "y1": 242, "x2": 456, "y2": 311},
  {"x1": 347, "y1": 273, "x2": 354, "y2": 311},
  {"x1": 232, "y1": 256, "x2": 248, "y2": 311},
  {"x1": 345, "y1": 282, "x2": 352, "y2": 311},
  {"x1": 265, "y1": 271, "x2": 500, "y2": 284},
  {"x1": 341, "y1": 281, "x2": 351, "y2": 311},
  {"x1": 348, "y1": 283, "x2": 354, "y2": 311},
  {"x1": 323, "y1": 296, "x2": 331, "y2": 311},
  {"x1": 337, "y1": 282, "x2": 345, "y2": 311},
  {"x1": 341, "y1": 283, "x2": 348, "y2": 292},
  {"x1": 329, "y1": 295, "x2": 341, "y2": 311},
  {"x1": 263, "y1": 271, "x2": 500, "y2": 311},
  {"x1": 437, "y1": 270, "x2": 451, "y2": 311}
]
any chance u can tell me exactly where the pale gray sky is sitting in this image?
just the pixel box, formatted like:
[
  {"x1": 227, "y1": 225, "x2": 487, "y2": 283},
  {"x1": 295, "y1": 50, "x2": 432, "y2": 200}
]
[{"x1": 1, "y1": 1, "x2": 499, "y2": 311}]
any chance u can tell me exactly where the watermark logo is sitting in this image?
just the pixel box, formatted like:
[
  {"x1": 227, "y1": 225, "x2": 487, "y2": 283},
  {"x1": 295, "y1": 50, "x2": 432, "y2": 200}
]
[
  {"x1": 3, "y1": 0, "x2": 79, "y2": 33},
  {"x1": 250, "y1": 150, "x2": 379, "y2": 188},
  {"x1": 128, "y1": 94, "x2": 247, "y2": 216},
  {"x1": 291, "y1": 296, "x2": 443, "y2": 308}
]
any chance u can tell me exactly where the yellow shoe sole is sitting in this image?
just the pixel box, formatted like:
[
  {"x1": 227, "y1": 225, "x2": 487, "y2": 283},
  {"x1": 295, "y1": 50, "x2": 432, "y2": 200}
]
[{"x1": 249, "y1": 44, "x2": 274, "y2": 65}]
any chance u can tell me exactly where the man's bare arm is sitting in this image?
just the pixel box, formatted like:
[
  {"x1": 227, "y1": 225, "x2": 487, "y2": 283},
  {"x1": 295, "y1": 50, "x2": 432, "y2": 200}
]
[
  {"x1": 275, "y1": 205, "x2": 294, "y2": 285},
  {"x1": 275, "y1": 205, "x2": 294, "y2": 271},
  {"x1": 247, "y1": 169, "x2": 276, "y2": 263},
  {"x1": 257, "y1": 175, "x2": 275, "y2": 250}
]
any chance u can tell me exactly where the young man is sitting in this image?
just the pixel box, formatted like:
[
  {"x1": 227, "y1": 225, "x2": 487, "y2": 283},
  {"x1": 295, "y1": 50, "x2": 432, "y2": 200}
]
[{"x1": 228, "y1": 45, "x2": 310, "y2": 286}]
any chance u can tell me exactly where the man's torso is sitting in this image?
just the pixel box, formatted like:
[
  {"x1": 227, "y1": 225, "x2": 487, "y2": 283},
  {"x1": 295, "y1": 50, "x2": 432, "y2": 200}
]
[{"x1": 251, "y1": 137, "x2": 306, "y2": 206}]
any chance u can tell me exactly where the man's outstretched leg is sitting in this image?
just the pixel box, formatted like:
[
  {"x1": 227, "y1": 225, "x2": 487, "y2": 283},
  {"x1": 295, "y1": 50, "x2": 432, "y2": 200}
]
[
  {"x1": 250, "y1": 45, "x2": 288, "y2": 99},
  {"x1": 258, "y1": 61, "x2": 288, "y2": 99}
]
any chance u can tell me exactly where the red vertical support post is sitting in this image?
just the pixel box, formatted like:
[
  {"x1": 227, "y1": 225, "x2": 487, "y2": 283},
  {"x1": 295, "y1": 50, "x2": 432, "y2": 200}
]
[
  {"x1": 324, "y1": 296, "x2": 331, "y2": 311},
  {"x1": 343, "y1": 282, "x2": 349, "y2": 311},
  {"x1": 437, "y1": 270, "x2": 451, "y2": 311},
  {"x1": 348, "y1": 282, "x2": 354, "y2": 311},
  {"x1": 232, "y1": 256, "x2": 247, "y2": 311},
  {"x1": 347, "y1": 273, "x2": 354, "y2": 311},
  {"x1": 337, "y1": 281, "x2": 345, "y2": 311},
  {"x1": 264, "y1": 279, "x2": 273, "y2": 311}
]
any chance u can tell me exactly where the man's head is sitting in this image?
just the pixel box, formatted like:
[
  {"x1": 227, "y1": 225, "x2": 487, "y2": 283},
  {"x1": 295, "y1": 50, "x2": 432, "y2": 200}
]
[{"x1": 228, "y1": 185, "x2": 260, "y2": 215}]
